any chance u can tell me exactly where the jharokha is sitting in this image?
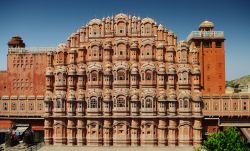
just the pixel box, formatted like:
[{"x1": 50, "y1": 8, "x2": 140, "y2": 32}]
[{"x1": 0, "y1": 13, "x2": 250, "y2": 146}]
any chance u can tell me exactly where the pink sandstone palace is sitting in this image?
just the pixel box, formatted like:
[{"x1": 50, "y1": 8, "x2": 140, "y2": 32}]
[{"x1": 0, "y1": 13, "x2": 250, "y2": 146}]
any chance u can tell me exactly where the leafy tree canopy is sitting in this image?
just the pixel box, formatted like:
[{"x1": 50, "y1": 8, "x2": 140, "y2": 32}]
[{"x1": 202, "y1": 127, "x2": 249, "y2": 151}]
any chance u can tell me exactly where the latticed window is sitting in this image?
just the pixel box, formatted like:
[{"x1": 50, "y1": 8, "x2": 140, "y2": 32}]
[
  {"x1": 92, "y1": 25, "x2": 99, "y2": 36},
  {"x1": 145, "y1": 70, "x2": 152, "y2": 80},
  {"x1": 145, "y1": 98, "x2": 153, "y2": 108},
  {"x1": 144, "y1": 23, "x2": 151, "y2": 35},
  {"x1": 91, "y1": 71, "x2": 98, "y2": 81},
  {"x1": 56, "y1": 99, "x2": 61, "y2": 108},
  {"x1": 117, "y1": 97, "x2": 125, "y2": 107},
  {"x1": 90, "y1": 99, "x2": 97, "y2": 108},
  {"x1": 117, "y1": 70, "x2": 125, "y2": 80}
]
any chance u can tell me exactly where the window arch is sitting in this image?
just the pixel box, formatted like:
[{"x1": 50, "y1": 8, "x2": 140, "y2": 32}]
[
  {"x1": 91, "y1": 45, "x2": 100, "y2": 57},
  {"x1": 57, "y1": 51, "x2": 65, "y2": 64},
  {"x1": 92, "y1": 24, "x2": 100, "y2": 37},
  {"x1": 142, "y1": 97, "x2": 154, "y2": 108},
  {"x1": 145, "y1": 70, "x2": 152, "y2": 80},
  {"x1": 117, "y1": 22, "x2": 126, "y2": 35},
  {"x1": 145, "y1": 98, "x2": 153, "y2": 108},
  {"x1": 180, "y1": 98, "x2": 190, "y2": 109},
  {"x1": 90, "y1": 99, "x2": 97, "y2": 108},
  {"x1": 144, "y1": 23, "x2": 152, "y2": 36},
  {"x1": 117, "y1": 43, "x2": 127, "y2": 57},
  {"x1": 91, "y1": 71, "x2": 98, "y2": 81},
  {"x1": 117, "y1": 69, "x2": 125, "y2": 80},
  {"x1": 117, "y1": 97, "x2": 125, "y2": 107},
  {"x1": 88, "y1": 97, "x2": 98, "y2": 108},
  {"x1": 56, "y1": 99, "x2": 61, "y2": 108},
  {"x1": 145, "y1": 44, "x2": 153, "y2": 56}
]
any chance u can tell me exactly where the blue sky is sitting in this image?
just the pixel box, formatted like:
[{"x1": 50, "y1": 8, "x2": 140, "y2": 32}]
[{"x1": 0, "y1": 0, "x2": 249, "y2": 80}]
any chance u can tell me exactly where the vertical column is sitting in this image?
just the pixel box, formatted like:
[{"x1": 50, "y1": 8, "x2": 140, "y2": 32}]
[
  {"x1": 67, "y1": 119, "x2": 76, "y2": 145},
  {"x1": 168, "y1": 119, "x2": 177, "y2": 146},
  {"x1": 103, "y1": 119, "x2": 112, "y2": 146},
  {"x1": 193, "y1": 119, "x2": 202, "y2": 146},
  {"x1": 53, "y1": 119, "x2": 67, "y2": 145},
  {"x1": 76, "y1": 119, "x2": 86, "y2": 146},
  {"x1": 131, "y1": 119, "x2": 139, "y2": 146},
  {"x1": 44, "y1": 118, "x2": 53, "y2": 145},
  {"x1": 158, "y1": 119, "x2": 167, "y2": 146}
]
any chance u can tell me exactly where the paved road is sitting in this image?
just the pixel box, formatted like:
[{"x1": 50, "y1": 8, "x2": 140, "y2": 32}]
[{"x1": 39, "y1": 146, "x2": 195, "y2": 151}]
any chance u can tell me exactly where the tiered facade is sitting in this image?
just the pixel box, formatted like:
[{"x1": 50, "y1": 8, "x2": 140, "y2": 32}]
[
  {"x1": 44, "y1": 13, "x2": 203, "y2": 146},
  {"x1": 2, "y1": 13, "x2": 249, "y2": 147}
]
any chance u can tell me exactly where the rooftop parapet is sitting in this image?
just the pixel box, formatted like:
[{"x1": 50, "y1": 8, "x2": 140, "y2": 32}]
[
  {"x1": 187, "y1": 31, "x2": 224, "y2": 42},
  {"x1": 8, "y1": 47, "x2": 56, "y2": 54}
]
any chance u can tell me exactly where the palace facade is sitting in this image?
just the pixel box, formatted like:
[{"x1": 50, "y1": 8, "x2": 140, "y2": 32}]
[{"x1": 0, "y1": 13, "x2": 250, "y2": 146}]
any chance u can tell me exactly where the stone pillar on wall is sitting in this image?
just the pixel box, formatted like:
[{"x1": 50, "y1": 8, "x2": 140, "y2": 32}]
[
  {"x1": 131, "y1": 119, "x2": 140, "y2": 146},
  {"x1": 158, "y1": 119, "x2": 167, "y2": 146},
  {"x1": 178, "y1": 119, "x2": 192, "y2": 146},
  {"x1": 44, "y1": 118, "x2": 53, "y2": 145},
  {"x1": 103, "y1": 119, "x2": 112, "y2": 146},
  {"x1": 53, "y1": 119, "x2": 67, "y2": 145},
  {"x1": 193, "y1": 119, "x2": 202, "y2": 146},
  {"x1": 67, "y1": 119, "x2": 76, "y2": 146},
  {"x1": 76, "y1": 119, "x2": 86, "y2": 146},
  {"x1": 168, "y1": 119, "x2": 177, "y2": 146}
]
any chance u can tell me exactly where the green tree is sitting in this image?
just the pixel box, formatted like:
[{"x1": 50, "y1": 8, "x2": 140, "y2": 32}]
[{"x1": 203, "y1": 127, "x2": 249, "y2": 151}]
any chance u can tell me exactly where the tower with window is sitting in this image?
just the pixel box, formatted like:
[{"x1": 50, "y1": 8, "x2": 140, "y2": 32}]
[{"x1": 187, "y1": 20, "x2": 225, "y2": 94}]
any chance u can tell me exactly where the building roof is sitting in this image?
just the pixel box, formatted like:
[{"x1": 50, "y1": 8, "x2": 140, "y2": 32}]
[{"x1": 199, "y1": 20, "x2": 214, "y2": 28}]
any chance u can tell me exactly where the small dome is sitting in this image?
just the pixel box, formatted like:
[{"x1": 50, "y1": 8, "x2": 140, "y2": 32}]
[
  {"x1": 199, "y1": 20, "x2": 214, "y2": 28},
  {"x1": 8, "y1": 35, "x2": 25, "y2": 48},
  {"x1": 132, "y1": 16, "x2": 137, "y2": 21},
  {"x1": 158, "y1": 24, "x2": 164, "y2": 30}
]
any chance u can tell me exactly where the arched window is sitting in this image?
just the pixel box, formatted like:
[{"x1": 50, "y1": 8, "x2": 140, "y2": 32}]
[
  {"x1": 181, "y1": 50, "x2": 187, "y2": 63},
  {"x1": 117, "y1": 97, "x2": 125, "y2": 107},
  {"x1": 145, "y1": 70, "x2": 152, "y2": 80},
  {"x1": 145, "y1": 98, "x2": 153, "y2": 108},
  {"x1": 145, "y1": 44, "x2": 152, "y2": 56},
  {"x1": 180, "y1": 99, "x2": 189, "y2": 109},
  {"x1": 58, "y1": 51, "x2": 64, "y2": 64},
  {"x1": 183, "y1": 72, "x2": 188, "y2": 84},
  {"x1": 183, "y1": 99, "x2": 189, "y2": 108},
  {"x1": 92, "y1": 24, "x2": 100, "y2": 37},
  {"x1": 144, "y1": 23, "x2": 152, "y2": 35},
  {"x1": 92, "y1": 46, "x2": 99, "y2": 57},
  {"x1": 117, "y1": 70, "x2": 125, "y2": 80},
  {"x1": 117, "y1": 43, "x2": 126, "y2": 57},
  {"x1": 56, "y1": 99, "x2": 61, "y2": 108},
  {"x1": 91, "y1": 71, "x2": 98, "y2": 81},
  {"x1": 89, "y1": 98, "x2": 97, "y2": 108},
  {"x1": 57, "y1": 72, "x2": 65, "y2": 83},
  {"x1": 117, "y1": 22, "x2": 126, "y2": 35}
]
